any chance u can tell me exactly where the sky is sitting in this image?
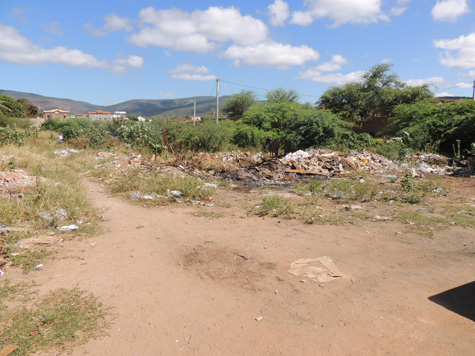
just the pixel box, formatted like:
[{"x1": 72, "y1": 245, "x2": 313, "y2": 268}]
[{"x1": 1, "y1": 0, "x2": 475, "y2": 106}]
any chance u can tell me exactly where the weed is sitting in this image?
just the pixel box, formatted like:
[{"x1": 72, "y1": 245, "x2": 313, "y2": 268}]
[
  {"x1": 0, "y1": 287, "x2": 110, "y2": 356},
  {"x1": 253, "y1": 195, "x2": 294, "y2": 218},
  {"x1": 10, "y1": 249, "x2": 54, "y2": 274},
  {"x1": 193, "y1": 210, "x2": 224, "y2": 219}
]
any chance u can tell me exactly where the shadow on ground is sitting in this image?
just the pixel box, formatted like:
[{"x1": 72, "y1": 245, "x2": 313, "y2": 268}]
[{"x1": 429, "y1": 281, "x2": 475, "y2": 322}]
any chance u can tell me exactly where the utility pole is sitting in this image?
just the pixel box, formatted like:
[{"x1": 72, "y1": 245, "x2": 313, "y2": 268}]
[
  {"x1": 472, "y1": 80, "x2": 475, "y2": 101},
  {"x1": 189, "y1": 98, "x2": 197, "y2": 126},
  {"x1": 216, "y1": 78, "x2": 219, "y2": 125},
  {"x1": 193, "y1": 97, "x2": 196, "y2": 127}
]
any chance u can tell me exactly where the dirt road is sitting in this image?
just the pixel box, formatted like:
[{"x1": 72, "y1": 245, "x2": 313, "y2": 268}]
[{"x1": 10, "y1": 179, "x2": 474, "y2": 355}]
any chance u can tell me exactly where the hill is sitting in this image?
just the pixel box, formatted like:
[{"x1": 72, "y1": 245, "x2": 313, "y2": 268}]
[{"x1": 0, "y1": 89, "x2": 230, "y2": 117}]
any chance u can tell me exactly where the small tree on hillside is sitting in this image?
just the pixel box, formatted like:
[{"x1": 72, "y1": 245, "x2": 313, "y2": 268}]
[
  {"x1": 318, "y1": 64, "x2": 433, "y2": 124},
  {"x1": 266, "y1": 88, "x2": 300, "y2": 103},
  {"x1": 224, "y1": 90, "x2": 256, "y2": 118}
]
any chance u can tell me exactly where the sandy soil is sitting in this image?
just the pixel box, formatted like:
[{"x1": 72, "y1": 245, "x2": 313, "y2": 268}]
[{"x1": 8, "y1": 178, "x2": 475, "y2": 356}]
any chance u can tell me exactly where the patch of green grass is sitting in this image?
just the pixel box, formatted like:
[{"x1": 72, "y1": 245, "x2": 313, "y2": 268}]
[
  {"x1": 0, "y1": 145, "x2": 100, "y2": 273},
  {"x1": 193, "y1": 210, "x2": 224, "y2": 219},
  {"x1": 0, "y1": 287, "x2": 110, "y2": 356},
  {"x1": 10, "y1": 249, "x2": 54, "y2": 275},
  {"x1": 295, "y1": 178, "x2": 378, "y2": 202},
  {"x1": 251, "y1": 195, "x2": 295, "y2": 218},
  {"x1": 111, "y1": 170, "x2": 215, "y2": 204}
]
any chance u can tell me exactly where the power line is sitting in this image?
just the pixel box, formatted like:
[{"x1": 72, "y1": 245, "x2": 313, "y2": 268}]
[{"x1": 218, "y1": 78, "x2": 319, "y2": 99}]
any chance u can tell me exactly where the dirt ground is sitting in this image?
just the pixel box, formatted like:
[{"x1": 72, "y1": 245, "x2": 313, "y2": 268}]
[{"x1": 6, "y1": 177, "x2": 475, "y2": 356}]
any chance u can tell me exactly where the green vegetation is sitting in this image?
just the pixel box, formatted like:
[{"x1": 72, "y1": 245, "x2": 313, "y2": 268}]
[
  {"x1": 0, "y1": 285, "x2": 109, "y2": 356},
  {"x1": 224, "y1": 90, "x2": 256, "y2": 118},
  {"x1": 318, "y1": 64, "x2": 433, "y2": 125},
  {"x1": 384, "y1": 99, "x2": 475, "y2": 155},
  {"x1": 252, "y1": 195, "x2": 295, "y2": 218},
  {"x1": 110, "y1": 170, "x2": 215, "y2": 204}
]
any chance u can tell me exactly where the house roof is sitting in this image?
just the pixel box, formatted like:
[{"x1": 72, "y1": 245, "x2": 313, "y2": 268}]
[
  {"x1": 88, "y1": 110, "x2": 111, "y2": 114},
  {"x1": 44, "y1": 109, "x2": 69, "y2": 113}
]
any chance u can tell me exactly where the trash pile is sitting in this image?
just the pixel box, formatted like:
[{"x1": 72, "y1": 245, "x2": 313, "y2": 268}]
[
  {"x1": 91, "y1": 149, "x2": 462, "y2": 186},
  {"x1": 281, "y1": 149, "x2": 399, "y2": 176}
]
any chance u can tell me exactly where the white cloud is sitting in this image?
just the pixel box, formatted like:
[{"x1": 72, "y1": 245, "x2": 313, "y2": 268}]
[
  {"x1": 405, "y1": 77, "x2": 444, "y2": 87},
  {"x1": 454, "y1": 82, "x2": 473, "y2": 88},
  {"x1": 129, "y1": 6, "x2": 268, "y2": 53},
  {"x1": 431, "y1": 0, "x2": 470, "y2": 22},
  {"x1": 44, "y1": 22, "x2": 65, "y2": 36},
  {"x1": 84, "y1": 13, "x2": 134, "y2": 36},
  {"x1": 111, "y1": 55, "x2": 144, "y2": 74},
  {"x1": 290, "y1": 0, "x2": 389, "y2": 27},
  {"x1": 223, "y1": 42, "x2": 319, "y2": 69},
  {"x1": 297, "y1": 55, "x2": 364, "y2": 85},
  {"x1": 0, "y1": 23, "x2": 142, "y2": 74},
  {"x1": 156, "y1": 92, "x2": 174, "y2": 98},
  {"x1": 381, "y1": 58, "x2": 393, "y2": 64},
  {"x1": 103, "y1": 13, "x2": 134, "y2": 32},
  {"x1": 268, "y1": 0, "x2": 290, "y2": 26},
  {"x1": 170, "y1": 64, "x2": 210, "y2": 74},
  {"x1": 298, "y1": 70, "x2": 366, "y2": 85},
  {"x1": 435, "y1": 92, "x2": 454, "y2": 97},
  {"x1": 169, "y1": 64, "x2": 216, "y2": 81},
  {"x1": 312, "y1": 54, "x2": 348, "y2": 72},
  {"x1": 434, "y1": 33, "x2": 475, "y2": 69}
]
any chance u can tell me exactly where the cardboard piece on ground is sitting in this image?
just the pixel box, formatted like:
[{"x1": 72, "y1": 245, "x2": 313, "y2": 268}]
[
  {"x1": 0, "y1": 345, "x2": 19, "y2": 356},
  {"x1": 288, "y1": 256, "x2": 345, "y2": 283}
]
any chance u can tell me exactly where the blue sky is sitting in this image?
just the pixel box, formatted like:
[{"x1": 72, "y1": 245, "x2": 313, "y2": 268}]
[{"x1": 1, "y1": 0, "x2": 475, "y2": 105}]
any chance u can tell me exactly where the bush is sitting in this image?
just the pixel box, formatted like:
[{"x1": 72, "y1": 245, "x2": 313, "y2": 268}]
[{"x1": 385, "y1": 100, "x2": 475, "y2": 155}]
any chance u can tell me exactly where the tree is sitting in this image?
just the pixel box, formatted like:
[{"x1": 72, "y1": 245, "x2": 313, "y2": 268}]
[
  {"x1": 16, "y1": 98, "x2": 39, "y2": 117},
  {"x1": 0, "y1": 96, "x2": 26, "y2": 118},
  {"x1": 128, "y1": 114, "x2": 138, "y2": 121},
  {"x1": 236, "y1": 101, "x2": 350, "y2": 152},
  {"x1": 318, "y1": 64, "x2": 433, "y2": 124},
  {"x1": 266, "y1": 88, "x2": 300, "y2": 103},
  {"x1": 224, "y1": 90, "x2": 256, "y2": 118}
]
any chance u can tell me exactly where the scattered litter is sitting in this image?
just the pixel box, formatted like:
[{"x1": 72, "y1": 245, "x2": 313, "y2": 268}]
[
  {"x1": 203, "y1": 183, "x2": 218, "y2": 188},
  {"x1": 56, "y1": 224, "x2": 79, "y2": 231},
  {"x1": 39, "y1": 211, "x2": 53, "y2": 221},
  {"x1": 130, "y1": 191, "x2": 142, "y2": 200},
  {"x1": 288, "y1": 256, "x2": 346, "y2": 283},
  {"x1": 255, "y1": 316, "x2": 263, "y2": 321},
  {"x1": 16, "y1": 235, "x2": 59, "y2": 249},
  {"x1": 35, "y1": 264, "x2": 43, "y2": 269},
  {"x1": 168, "y1": 189, "x2": 183, "y2": 197},
  {"x1": 418, "y1": 208, "x2": 431, "y2": 212},
  {"x1": 54, "y1": 148, "x2": 82, "y2": 157},
  {"x1": 55, "y1": 208, "x2": 67, "y2": 221},
  {"x1": 189, "y1": 200, "x2": 214, "y2": 207},
  {"x1": 0, "y1": 270, "x2": 4, "y2": 277}
]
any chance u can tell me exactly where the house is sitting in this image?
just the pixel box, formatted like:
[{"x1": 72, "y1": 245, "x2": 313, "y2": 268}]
[
  {"x1": 88, "y1": 110, "x2": 112, "y2": 121},
  {"x1": 43, "y1": 109, "x2": 70, "y2": 120},
  {"x1": 112, "y1": 111, "x2": 127, "y2": 120}
]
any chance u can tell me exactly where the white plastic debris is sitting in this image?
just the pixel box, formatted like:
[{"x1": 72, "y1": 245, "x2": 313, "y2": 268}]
[{"x1": 56, "y1": 224, "x2": 79, "y2": 231}]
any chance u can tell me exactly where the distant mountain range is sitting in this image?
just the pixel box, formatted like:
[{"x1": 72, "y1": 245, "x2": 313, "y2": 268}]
[{"x1": 1, "y1": 89, "x2": 230, "y2": 117}]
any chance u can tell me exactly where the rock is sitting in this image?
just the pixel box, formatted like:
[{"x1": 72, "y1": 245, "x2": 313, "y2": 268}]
[
  {"x1": 17, "y1": 235, "x2": 59, "y2": 249},
  {"x1": 39, "y1": 211, "x2": 54, "y2": 221},
  {"x1": 130, "y1": 191, "x2": 142, "y2": 200},
  {"x1": 55, "y1": 208, "x2": 68, "y2": 221}
]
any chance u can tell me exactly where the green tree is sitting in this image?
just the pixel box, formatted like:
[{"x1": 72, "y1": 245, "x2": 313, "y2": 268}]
[
  {"x1": 128, "y1": 114, "x2": 138, "y2": 121},
  {"x1": 318, "y1": 64, "x2": 433, "y2": 124},
  {"x1": 238, "y1": 102, "x2": 350, "y2": 152},
  {"x1": 224, "y1": 90, "x2": 256, "y2": 118},
  {"x1": 266, "y1": 88, "x2": 300, "y2": 103},
  {"x1": 17, "y1": 98, "x2": 39, "y2": 117},
  {"x1": 385, "y1": 99, "x2": 475, "y2": 154},
  {"x1": 0, "y1": 96, "x2": 26, "y2": 118}
]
